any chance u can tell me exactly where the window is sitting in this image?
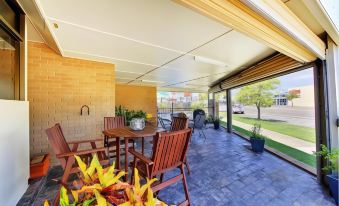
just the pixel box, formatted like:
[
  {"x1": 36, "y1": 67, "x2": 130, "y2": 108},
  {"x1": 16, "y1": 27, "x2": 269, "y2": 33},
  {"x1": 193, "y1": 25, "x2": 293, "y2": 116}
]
[
  {"x1": 0, "y1": 29, "x2": 19, "y2": 100},
  {"x1": 230, "y1": 68, "x2": 317, "y2": 171},
  {"x1": 0, "y1": 0, "x2": 22, "y2": 100}
]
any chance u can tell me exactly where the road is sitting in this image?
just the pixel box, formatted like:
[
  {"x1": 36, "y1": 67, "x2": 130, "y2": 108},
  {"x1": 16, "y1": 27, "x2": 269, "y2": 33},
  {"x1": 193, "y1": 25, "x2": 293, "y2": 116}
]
[{"x1": 219, "y1": 104, "x2": 315, "y2": 128}]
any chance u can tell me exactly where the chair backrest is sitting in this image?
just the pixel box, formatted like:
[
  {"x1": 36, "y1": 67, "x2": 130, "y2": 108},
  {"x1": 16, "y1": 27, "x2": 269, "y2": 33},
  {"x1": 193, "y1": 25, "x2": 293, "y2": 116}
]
[
  {"x1": 170, "y1": 116, "x2": 189, "y2": 131},
  {"x1": 104, "y1": 116, "x2": 125, "y2": 130},
  {"x1": 193, "y1": 109, "x2": 205, "y2": 120},
  {"x1": 171, "y1": 112, "x2": 187, "y2": 118},
  {"x1": 194, "y1": 114, "x2": 206, "y2": 129},
  {"x1": 45, "y1": 123, "x2": 71, "y2": 168},
  {"x1": 151, "y1": 128, "x2": 192, "y2": 175}
]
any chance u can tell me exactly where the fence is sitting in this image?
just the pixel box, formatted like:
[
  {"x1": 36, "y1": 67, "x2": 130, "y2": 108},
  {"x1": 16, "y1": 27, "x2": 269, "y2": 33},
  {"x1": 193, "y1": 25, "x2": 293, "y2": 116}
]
[{"x1": 157, "y1": 106, "x2": 212, "y2": 120}]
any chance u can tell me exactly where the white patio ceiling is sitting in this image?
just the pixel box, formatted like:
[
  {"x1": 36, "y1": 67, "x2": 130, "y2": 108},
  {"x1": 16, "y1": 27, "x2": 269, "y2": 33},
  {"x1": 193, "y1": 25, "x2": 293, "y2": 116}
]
[{"x1": 30, "y1": 0, "x2": 277, "y2": 92}]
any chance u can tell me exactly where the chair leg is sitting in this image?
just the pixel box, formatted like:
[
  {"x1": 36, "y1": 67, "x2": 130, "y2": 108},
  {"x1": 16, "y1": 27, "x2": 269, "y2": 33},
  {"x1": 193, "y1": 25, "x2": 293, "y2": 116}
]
[
  {"x1": 61, "y1": 157, "x2": 75, "y2": 184},
  {"x1": 155, "y1": 173, "x2": 165, "y2": 197},
  {"x1": 130, "y1": 156, "x2": 137, "y2": 185},
  {"x1": 201, "y1": 129, "x2": 207, "y2": 141},
  {"x1": 180, "y1": 164, "x2": 191, "y2": 205},
  {"x1": 141, "y1": 137, "x2": 145, "y2": 155},
  {"x1": 185, "y1": 157, "x2": 191, "y2": 176},
  {"x1": 53, "y1": 190, "x2": 60, "y2": 206},
  {"x1": 116, "y1": 137, "x2": 121, "y2": 170}
]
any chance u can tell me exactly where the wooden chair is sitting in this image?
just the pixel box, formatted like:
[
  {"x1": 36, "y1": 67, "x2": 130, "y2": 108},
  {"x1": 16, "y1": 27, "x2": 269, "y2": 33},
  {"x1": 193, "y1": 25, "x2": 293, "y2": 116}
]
[
  {"x1": 103, "y1": 116, "x2": 135, "y2": 162},
  {"x1": 46, "y1": 123, "x2": 109, "y2": 184},
  {"x1": 129, "y1": 128, "x2": 192, "y2": 206},
  {"x1": 46, "y1": 123, "x2": 109, "y2": 206},
  {"x1": 171, "y1": 116, "x2": 189, "y2": 131},
  {"x1": 170, "y1": 117, "x2": 191, "y2": 175}
]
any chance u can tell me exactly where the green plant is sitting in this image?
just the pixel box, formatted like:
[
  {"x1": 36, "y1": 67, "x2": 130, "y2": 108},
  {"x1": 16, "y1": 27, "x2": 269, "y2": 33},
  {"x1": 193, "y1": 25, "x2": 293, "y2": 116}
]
[
  {"x1": 190, "y1": 102, "x2": 205, "y2": 110},
  {"x1": 250, "y1": 123, "x2": 263, "y2": 139},
  {"x1": 44, "y1": 154, "x2": 167, "y2": 206},
  {"x1": 206, "y1": 115, "x2": 214, "y2": 123},
  {"x1": 115, "y1": 105, "x2": 126, "y2": 117},
  {"x1": 115, "y1": 105, "x2": 147, "y2": 124},
  {"x1": 213, "y1": 117, "x2": 220, "y2": 124},
  {"x1": 315, "y1": 144, "x2": 339, "y2": 175}
]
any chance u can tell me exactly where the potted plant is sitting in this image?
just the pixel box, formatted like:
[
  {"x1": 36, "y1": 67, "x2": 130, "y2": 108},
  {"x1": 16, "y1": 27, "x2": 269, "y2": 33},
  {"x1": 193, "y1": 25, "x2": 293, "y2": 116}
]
[
  {"x1": 205, "y1": 115, "x2": 213, "y2": 125},
  {"x1": 249, "y1": 123, "x2": 265, "y2": 153},
  {"x1": 213, "y1": 117, "x2": 220, "y2": 130},
  {"x1": 315, "y1": 144, "x2": 339, "y2": 204},
  {"x1": 115, "y1": 106, "x2": 147, "y2": 126}
]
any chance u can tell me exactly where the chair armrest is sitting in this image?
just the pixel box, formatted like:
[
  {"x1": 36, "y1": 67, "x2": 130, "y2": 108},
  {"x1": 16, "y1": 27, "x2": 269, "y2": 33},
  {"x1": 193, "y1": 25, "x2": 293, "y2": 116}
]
[
  {"x1": 128, "y1": 149, "x2": 153, "y2": 165},
  {"x1": 56, "y1": 147, "x2": 106, "y2": 158},
  {"x1": 67, "y1": 138, "x2": 103, "y2": 145}
]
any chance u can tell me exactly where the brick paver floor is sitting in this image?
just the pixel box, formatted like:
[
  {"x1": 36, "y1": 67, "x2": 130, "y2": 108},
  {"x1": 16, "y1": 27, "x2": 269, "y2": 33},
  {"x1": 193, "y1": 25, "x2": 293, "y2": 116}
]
[{"x1": 19, "y1": 127, "x2": 336, "y2": 206}]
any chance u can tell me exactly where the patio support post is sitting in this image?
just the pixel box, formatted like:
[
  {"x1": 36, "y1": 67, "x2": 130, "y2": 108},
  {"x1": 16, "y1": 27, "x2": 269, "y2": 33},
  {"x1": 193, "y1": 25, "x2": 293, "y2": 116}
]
[
  {"x1": 226, "y1": 89, "x2": 232, "y2": 133},
  {"x1": 325, "y1": 37, "x2": 339, "y2": 149},
  {"x1": 208, "y1": 92, "x2": 215, "y2": 118},
  {"x1": 314, "y1": 59, "x2": 329, "y2": 183},
  {"x1": 211, "y1": 92, "x2": 215, "y2": 118}
]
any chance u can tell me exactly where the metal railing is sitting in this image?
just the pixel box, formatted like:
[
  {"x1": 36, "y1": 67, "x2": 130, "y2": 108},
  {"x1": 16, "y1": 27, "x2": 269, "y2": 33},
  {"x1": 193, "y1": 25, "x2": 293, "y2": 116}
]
[{"x1": 157, "y1": 106, "x2": 212, "y2": 120}]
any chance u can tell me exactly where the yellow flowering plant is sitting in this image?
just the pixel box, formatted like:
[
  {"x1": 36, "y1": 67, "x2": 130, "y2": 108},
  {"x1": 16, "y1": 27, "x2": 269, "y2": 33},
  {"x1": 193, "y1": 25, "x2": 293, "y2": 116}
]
[{"x1": 44, "y1": 154, "x2": 167, "y2": 206}]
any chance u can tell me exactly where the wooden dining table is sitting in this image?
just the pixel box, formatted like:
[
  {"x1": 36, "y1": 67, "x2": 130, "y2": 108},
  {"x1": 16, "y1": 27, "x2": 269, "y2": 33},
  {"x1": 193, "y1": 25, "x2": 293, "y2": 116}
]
[{"x1": 102, "y1": 125, "x2": 164, "y2": 180}]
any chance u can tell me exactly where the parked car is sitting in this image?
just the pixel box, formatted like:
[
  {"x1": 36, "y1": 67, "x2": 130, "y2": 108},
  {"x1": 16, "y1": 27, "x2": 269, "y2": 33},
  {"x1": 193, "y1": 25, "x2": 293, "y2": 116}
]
[{"x1": 232, "y1": 104, "x2": 244, "y2": 114}]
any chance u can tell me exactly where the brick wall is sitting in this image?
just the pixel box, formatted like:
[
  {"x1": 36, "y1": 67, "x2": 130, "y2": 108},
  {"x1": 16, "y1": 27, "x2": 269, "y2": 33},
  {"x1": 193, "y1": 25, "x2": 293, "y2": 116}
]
[
  {"x1": 0, "y1": 49, "x2": 15, "y2": 99},
  {"x1": 28, "y1": 42, "x2": 115, "y2": 164},
  {"x1": 115, "y1": 84, "x2": 157, "y2": 117}
]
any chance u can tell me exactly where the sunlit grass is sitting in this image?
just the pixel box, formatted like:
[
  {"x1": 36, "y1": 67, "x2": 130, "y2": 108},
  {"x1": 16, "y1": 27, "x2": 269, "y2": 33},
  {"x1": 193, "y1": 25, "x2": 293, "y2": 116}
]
[
  {"x1": 221, "y1": 121, "x2": 316, "y2": 168},
  {"x1": 219, "y1": 112, "x2": 316, "y2": 143}
]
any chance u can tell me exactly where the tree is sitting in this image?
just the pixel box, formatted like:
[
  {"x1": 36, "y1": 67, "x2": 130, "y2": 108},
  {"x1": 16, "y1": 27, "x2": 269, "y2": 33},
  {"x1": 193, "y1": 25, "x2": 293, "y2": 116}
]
[
  {"x1": 286, "y1": 91, "x2": 300, "y2": 107},
  {"x1": 235, "y1": 79, "x2": 280, "y2": 119},
  {"x1": 198, "y1": 93, "x2": 208, "y2": 101}
]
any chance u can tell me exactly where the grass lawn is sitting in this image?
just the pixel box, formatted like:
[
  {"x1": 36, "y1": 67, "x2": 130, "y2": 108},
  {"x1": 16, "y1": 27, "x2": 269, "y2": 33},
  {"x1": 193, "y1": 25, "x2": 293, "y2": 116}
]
[
  {"x1": 219, "y1": 112, "x2": 316, "y2": 143},
  {"x1": 221, "y1": 121, "x2": 316, "y2": 168}
]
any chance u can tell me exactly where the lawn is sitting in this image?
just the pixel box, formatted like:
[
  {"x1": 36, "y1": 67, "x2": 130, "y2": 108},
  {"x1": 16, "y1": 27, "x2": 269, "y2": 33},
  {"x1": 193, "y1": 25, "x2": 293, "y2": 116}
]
[
  {"x1": 219, "y1": 112, "x2": 316, "y2": 143},
  {"x1": 221, "y1": 121, "x2": 316, "y2": 168}
]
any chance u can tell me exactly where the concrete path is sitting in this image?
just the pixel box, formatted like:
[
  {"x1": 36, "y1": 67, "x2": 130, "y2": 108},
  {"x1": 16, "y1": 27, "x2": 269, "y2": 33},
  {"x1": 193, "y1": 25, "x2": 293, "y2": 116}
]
[{"x1": 233, "y1": 120, "x2": 316, "y2": 154}]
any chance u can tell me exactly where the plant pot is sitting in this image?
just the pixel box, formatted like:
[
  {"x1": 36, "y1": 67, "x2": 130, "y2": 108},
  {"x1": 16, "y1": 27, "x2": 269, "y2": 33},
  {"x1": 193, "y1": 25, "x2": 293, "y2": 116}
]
[
  {"x1": 250, "y1": 137, "x2": 265, "y2": 153},
  {"x1": 327, "y1": 174, "x2": 338, "y2": 204},
  {"x1": 214, "y1": 122, "x2": 220, "y2": 130}
]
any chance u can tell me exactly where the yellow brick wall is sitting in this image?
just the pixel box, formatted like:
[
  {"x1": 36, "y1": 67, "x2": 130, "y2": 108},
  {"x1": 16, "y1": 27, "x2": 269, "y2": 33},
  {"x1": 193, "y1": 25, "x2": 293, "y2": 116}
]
[
  {"x1": 28, "y1": 42, "x2": 115, "y2": 164},
  {"x1": 115, "y1": 84, "x2": 157, "y2": 117},
  {"x1": 0, "y1": 49, "x2": 15, "y2": 99}
]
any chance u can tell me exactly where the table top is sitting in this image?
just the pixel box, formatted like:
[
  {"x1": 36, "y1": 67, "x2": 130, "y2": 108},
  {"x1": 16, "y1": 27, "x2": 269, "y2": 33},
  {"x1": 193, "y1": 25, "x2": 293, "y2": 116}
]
[{"x1": 103, "y1": 125, "x2": 164, "y2": 138}]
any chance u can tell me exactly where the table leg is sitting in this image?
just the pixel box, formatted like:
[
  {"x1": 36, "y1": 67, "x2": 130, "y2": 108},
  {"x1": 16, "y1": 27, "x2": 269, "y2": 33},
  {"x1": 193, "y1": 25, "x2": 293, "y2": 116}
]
[
  {"x1": 116, "y1": 137, "x2": 120, "y2": 170},
  {"x1": 125, "y1": 137, "x2": 129, "y2": 181},
  {"x1": 141, "y1": 137, "x2": 144, "y2": 155}
]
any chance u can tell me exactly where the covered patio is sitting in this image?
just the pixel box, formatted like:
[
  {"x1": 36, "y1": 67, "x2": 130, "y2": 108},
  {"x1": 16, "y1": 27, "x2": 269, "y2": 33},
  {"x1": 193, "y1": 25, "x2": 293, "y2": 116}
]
[
  {"x1": 1, "y1": 0, "x2": 339, "y2": 206},
  {"x1": 19, "y1": 128, "x2": 336, "y2": 205}
]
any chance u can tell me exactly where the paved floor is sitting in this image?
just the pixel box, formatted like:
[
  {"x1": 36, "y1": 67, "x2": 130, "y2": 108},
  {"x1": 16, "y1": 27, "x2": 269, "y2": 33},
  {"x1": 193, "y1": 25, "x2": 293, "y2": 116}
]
[
  {"x1": 18, "y1": 127, "x2": 336, "y2": 206},
  {"x1": 233, "y1": 120, "x2": 316, "y2": 154}
]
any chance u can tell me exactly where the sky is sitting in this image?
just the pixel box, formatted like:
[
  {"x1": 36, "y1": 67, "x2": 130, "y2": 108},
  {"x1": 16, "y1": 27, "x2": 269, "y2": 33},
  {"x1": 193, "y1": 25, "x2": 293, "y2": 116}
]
[{"x1": 276, "y1": 68, "x2": 314, "y2": 91}]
